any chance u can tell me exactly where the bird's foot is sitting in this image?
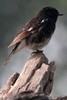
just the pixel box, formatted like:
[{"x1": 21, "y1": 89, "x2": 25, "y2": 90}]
[{"x1": 31, "y1": 50, "x2": 43, "y2": 55}]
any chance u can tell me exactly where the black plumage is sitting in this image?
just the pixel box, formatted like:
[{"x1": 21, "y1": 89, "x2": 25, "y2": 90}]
[{"x1": 4, "y1": 7, "x2": 63, "y2": 64}]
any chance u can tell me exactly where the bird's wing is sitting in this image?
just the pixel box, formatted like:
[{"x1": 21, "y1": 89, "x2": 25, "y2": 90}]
[
  {"x1": 8, "y1": 30, "x2": 29, "y2": 47},
  {"x1": 8, "y1": 17, "x2": 48, "y2": 48},
  {"x1": 8, "y1": 18, "x2": 36, "y2": 47}
]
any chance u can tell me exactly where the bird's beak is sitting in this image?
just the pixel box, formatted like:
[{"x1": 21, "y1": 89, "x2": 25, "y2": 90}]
[{"x1": 59, "y1": 13, "x2": 63, "y2": 16}]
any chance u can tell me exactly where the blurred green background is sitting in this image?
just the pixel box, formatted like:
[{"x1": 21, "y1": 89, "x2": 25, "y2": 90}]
[{"x1": 0, "y1": 0, "x2": 67, "y2": 96}]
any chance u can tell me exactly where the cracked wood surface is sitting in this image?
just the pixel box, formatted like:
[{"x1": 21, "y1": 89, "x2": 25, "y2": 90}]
[{"x1": 0, "y1": 52, "x2": 66, "y2": 100}]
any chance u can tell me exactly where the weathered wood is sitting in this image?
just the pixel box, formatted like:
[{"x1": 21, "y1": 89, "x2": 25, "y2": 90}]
[
  {"x1": 51, "y1": 96, "x2": 67, "y2": 100},
  {"x1": 0, "y1": 52, "x2": 67, "y2": 100},
  {"x1": 0, "y1": 72, "x2": 19, "y2": 99},
  {"x1": 14, "y1": 93, "x2": 67, "y2": 100}
]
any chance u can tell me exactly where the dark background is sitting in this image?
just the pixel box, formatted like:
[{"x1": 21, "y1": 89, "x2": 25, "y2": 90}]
[{"x1": 0, "y1": 0, "x2": 67, "y2": 96}]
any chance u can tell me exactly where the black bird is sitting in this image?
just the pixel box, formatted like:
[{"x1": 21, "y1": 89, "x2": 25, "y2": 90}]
[{"x1": 4, "y1": 7, "x2": 63, "y2": 64}]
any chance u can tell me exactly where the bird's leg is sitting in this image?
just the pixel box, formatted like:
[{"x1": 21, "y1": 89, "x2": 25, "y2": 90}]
[{"x1": 31, "y1": 50, "x2": 43, "y2": 55}]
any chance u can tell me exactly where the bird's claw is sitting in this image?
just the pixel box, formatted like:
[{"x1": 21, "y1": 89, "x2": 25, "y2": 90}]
[{"x1": 31, "y1": 50, "x2": 43, "y2": 55}]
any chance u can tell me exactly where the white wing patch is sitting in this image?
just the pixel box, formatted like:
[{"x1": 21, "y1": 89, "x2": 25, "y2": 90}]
[
  {"x1": 28, "y1": 27, "x2": 33, "y2": 31},
  {"x1": 41, "y1": 19, "x2": 48, "y2": 23},
  {"x1": 41, "y1": 19, "x2": 45, "y2": 23}
]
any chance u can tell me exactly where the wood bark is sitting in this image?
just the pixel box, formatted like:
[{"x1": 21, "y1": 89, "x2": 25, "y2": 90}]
[{"x1": 0, "y1": 52, "x2": 67, "y2": 100}]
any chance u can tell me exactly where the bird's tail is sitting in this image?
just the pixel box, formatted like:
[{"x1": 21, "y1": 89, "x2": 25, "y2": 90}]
[
  {"x1": 4, "y1": 42, "x2": 20, "y2": 65},
  {"x1": 4, "y1": 50, "x2": 14, "y2": 65}
]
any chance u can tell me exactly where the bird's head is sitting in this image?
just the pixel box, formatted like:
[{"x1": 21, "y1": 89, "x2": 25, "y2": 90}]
[{"x1": 38, "y1": 7, "x2": 63, "y2": 23}]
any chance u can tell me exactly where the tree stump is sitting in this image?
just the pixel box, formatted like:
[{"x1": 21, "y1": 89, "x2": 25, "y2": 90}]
[{"x1": 0, "y1": 52, "x2": 67, "y2": 100}]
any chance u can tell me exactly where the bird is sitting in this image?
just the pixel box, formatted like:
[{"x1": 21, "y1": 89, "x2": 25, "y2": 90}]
[{"x1": 4, "y1": 7, "x2": 63, "y2": 65}]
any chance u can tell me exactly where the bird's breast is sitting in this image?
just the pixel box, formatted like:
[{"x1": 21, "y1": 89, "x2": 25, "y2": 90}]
[
  {"x1": 25, "y1": 22, "x2": 55, "y2": 50},
  {"x1": 26, "y1": 36, "x2": 51, "y2": 50}
]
